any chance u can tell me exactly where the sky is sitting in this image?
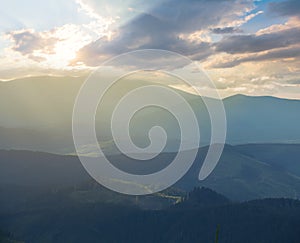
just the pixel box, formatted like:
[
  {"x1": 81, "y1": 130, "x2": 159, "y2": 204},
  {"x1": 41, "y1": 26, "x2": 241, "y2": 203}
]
[{"x1": 1, "y1": 0, "x2": 300, "y2": 99}]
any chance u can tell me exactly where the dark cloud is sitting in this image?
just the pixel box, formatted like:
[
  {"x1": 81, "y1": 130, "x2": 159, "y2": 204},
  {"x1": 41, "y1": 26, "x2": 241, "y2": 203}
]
[
  {"x1": 148, "y1": 0, "x2": 248, "y2": 34},
  {"x1": 212, "y1": 46, "x2": 300, "y2": 68},
  {"x1": 73, "y1": 0, "x2": 300, "y2": 70},
  {"x1": 72, "y1": 12, "x2": 214, "y2": 66},
  {"x1": 72, "y1": 0, "x2": 255, "y2": 66},
  {"x1": 210, "y1": 27, "x2": 242, "y2": 34},
  {"x1": 269, "y1": 0, "x2": 300, "y2": 17},
  {"x1": 7, "y1": 30, "x2": 58, "y2": 59},
  {"x1": 287, "y1": 79, "x2": 300, "y2": 85},
  {"x1": 215, "y1": 27, "x2": 300, "y2": 54}
]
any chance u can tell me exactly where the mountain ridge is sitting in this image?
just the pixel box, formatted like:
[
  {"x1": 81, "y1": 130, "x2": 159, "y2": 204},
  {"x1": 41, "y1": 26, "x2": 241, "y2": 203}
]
[
  {"x1": 0, "y1": 75, "x2": 299, "y2": 154},
  {"x1": 1, "y1": 75, "x2": 300, "y2": 101},
  {"x1": 1, "y1": 143, "x2": 300, "y2": 201}
]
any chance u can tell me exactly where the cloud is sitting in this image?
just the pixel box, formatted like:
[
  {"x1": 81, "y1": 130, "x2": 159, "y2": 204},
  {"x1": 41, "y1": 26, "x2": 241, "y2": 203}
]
[
  {"x1": 208, "y1": 16, "x2": 300, "y2": 68},
  {"x1": 3, "y1": 0, "x2": 114, "y2": 68},
  {"x1": 269, "y1": 0, "x2": 300, "y2": 17},
  {"x1": 214, "y1": 27, "x2": 300, "y2": 54},
  {"x1": 7, "y1": 29, "x2": 58, "y2": 57},
  {"x1": 210, "y1": 27, "x2": 242, "y2": 34},
  {"x1": 211, "y1": 45, "x2": 300, "y2": 68},
  {"x1": 204, "y1": 58, "x2": 300, "y2": 98},
  {"x1": 5, "y1": 20, "x2": 111, "y2": 68},
  {"x1": 72, "y1": 0, "x2": 257, "y2": 66},
  {"x1": 71, "y1": 12, "x2": 214, "y2": 66}
]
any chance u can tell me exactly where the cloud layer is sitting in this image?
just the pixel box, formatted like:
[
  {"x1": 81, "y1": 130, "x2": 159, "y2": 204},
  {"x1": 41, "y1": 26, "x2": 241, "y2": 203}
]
[
  {"x1": 71, "y1": 0, "x2": 257, "y2": 65},
  {"x1": 1, "y1": 0, "x2": 300, "y2": 99},
  {"x1": 8, "y1": 29, "x2": 58, "y2": 61}
]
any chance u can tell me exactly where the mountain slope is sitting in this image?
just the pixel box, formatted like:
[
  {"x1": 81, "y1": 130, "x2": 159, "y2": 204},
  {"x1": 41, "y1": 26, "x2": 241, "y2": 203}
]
[
  {"x1": 1, "y1": 185, "x2": 300, "y2": 243},
  {"x1": 235, "y1": 143, "x2": 300, "y2": 177},
  {"x1": 1, "y1": 76, "x2": 300, "y2": 154},
  {"x1": 224, "y1": 94, "x2": 300, "y2": 144},
  {"x1": 178, "y1": 145, "x2": 300, "y2": 200},
  {"x1": 1, "y1": 144, "x2": 300, "y2": 201}
]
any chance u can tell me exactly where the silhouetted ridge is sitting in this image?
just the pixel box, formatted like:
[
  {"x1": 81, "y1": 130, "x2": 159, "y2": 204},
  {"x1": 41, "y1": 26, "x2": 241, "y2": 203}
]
[{"x1": 181, "y1": 187, "x2": 230, "y2": 207}]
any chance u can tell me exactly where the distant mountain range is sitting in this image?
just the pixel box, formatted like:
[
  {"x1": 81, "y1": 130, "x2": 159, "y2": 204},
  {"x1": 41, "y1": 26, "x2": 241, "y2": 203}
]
[{"x1": 1, "y1": 76, "x2": 300, "y2": 154}]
